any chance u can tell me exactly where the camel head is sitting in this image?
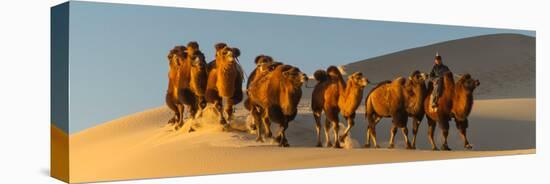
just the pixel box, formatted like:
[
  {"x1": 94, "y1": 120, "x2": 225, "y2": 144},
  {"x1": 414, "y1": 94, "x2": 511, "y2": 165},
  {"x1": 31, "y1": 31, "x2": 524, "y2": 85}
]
[
  {"x1": 282, "y1": 66, "x2": 308, "y2": 87},
  {"x1": 408, "y1": 70, "x2": 428, "y2": 84},
  {"x1": 185, "y1": 41, "x2": 200, "y2": 55},
  {"x1": 254, "y1": 55, "x2": 276, "y2": 73},
  {"x1": 457, "y1": 74, "x2": 480, "y2": 92},
  {"x1": 188, "y1": 50, "x2": 206, "y2": 70},
  {"x1": 348, "y1": 72, "x2": 368, "y2": 88},
  {"x1": 254, "y1": 55, "x2": 274, "y2": 66},
  {"x1": 215, "y1": 43, "x2": 241, "y2": 64},
  {"x1": 167, "y1": 45, "x2": 186, "y2": 67},
  {"x1": 258, "y1": 61, "x2": 283, "y2": 75}
]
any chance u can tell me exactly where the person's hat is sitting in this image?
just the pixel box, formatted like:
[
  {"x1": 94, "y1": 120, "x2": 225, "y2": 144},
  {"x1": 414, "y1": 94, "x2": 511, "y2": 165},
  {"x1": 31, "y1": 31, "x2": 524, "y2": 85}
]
[{"x1": 435, "y1": 52, "x2": 442, "y2": 61}]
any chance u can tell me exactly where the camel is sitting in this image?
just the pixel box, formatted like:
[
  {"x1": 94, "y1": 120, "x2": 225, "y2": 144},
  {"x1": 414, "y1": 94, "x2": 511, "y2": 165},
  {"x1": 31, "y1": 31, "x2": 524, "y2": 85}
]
[
  {"x1": 364, "y1": 75, "x2": 412, "y2": 149},
  {"x1": 205, "y1": 43, "x2": 244, "y2": 126},
  {"x1": 170, "y1": 42, "x2": 209, "y2": 130},
  {"x1": 243, "y1": 55, "x2": 282, "y2": 138},
  {"x1": 424, "y1": 72, "x2": 480, "y2": 150},
  {"x1": 247, "y1": 64, "x2": 307, "y2": 147},
  {"x1": 311, "y1": 66, "x2": 368, "y2": 148},
  {"x1": 165, "y1": 45, "x2": 186, "y2": 125},
  {"x1": 403, "y1": 71, "x2": 429, "y2": 149}
]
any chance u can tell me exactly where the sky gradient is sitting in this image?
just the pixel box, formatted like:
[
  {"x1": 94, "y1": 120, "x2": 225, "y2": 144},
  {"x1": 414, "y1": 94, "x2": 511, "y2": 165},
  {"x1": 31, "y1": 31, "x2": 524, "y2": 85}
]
[{"x1": 61, "y1": 1, "x2": 535, "y2": 134}]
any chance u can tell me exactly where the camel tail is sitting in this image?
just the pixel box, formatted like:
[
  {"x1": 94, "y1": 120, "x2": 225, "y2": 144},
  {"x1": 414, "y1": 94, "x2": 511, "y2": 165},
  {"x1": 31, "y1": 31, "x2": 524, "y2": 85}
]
[{"x1": 313, "y1": 70, "x2": 328, "y2": 83}]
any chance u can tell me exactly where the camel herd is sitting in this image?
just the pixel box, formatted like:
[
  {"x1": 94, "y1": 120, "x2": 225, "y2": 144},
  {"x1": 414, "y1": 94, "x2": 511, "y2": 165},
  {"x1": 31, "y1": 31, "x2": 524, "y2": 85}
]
[{"x1": 166, "y1": 41, "x2": 480, "y2": 150}]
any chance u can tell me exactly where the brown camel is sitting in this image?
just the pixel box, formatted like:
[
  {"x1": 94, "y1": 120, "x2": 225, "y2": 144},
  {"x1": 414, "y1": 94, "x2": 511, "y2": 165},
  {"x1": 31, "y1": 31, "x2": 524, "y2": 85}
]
[
  {"x1": 165, "y1": 45, "x2": 186, "y2": 125},
  {"x1": 247, "y1": 64, "x2": 307, "y2": 147},
  {"x1": 311, "y1": 66, "x2": 368, "y2": 148},
  {"x1": 205, "y1": 43, "x2": 244, "y2": 126},
  {"x1": 171, "y1": 42, "x2": 209, "y2": 130},
  {"x1": 365, "y1": 76, "x2": 411, "y2": 149},
  {"x1": 424, "y1": 72, "x2": 480, "y2": 150},
  {"x1": 243, "y1": 55, "x2": 282, "y2": 139},
  {"x1": 403, "y1": 71, "x2": 429, "y2": 149}
]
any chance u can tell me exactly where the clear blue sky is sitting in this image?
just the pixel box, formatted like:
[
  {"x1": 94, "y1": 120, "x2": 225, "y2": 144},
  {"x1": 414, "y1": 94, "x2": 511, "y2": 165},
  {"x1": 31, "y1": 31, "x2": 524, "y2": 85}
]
[{"x1": 61, "y1": 1, "x2": 534, "y2": 134}]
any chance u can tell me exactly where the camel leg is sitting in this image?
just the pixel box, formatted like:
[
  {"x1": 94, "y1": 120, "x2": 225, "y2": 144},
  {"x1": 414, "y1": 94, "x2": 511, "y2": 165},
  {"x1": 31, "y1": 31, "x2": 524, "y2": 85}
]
[
  {"x1": 175, "y1": 104, "x2": 185, "y2": 130},
  {"x1": 281, "y1": 121, "x2": 290, "y2": 147},
  {"x1": 275, "y1": 121, "x2": 290, "y2": 147},
  {"x1": 388, "y1": 125, "x2": 397, "y2": 149},
  {"x1": 332, "y1": 121, "x2": 341, "y2": 148},
  {"x1": 313, "y1": 111, "x2": 323, "y2": 147},
  {"x1": 439, "y1": 119, "x2": 451, "y2": 151},
  {"x1": 457, "y1": 119, "x2": 472, "y2": 150},
  {"x1": 367, "y1": 116, "x2": 382, "y2": 148},
  {"x1": 251, "y1": 107, "x2": 263, "y2": 142},
  {"x1": 427, "y1": 117, "x2": 438, "y2": 150},
  {"x1": 223, "y1": 97, "x2": 234, "y2": 124},
  {"x1": 166, "y1": 94, "x2": 179, "y2": 125},
  {"x1": 215, "y1": 100, "x2": 227, "y2": 126},
  {"x1": 323, "y1": 118, "x2": 332, "y2": 147},
  {"x1": 189, "y1": 103, "x2": 199, "y2": 120},
  {"x1": 194, "y1": 97, "x2": 205, "y2": 118},
  {"x1": 339, "y1": 115, "x2": 355, "y2": 143},
  {"x1": 365, "y1": 126, "x2": 371, "y2": 148},
  {"x1": 364, "y1": 113, "x2": 378, "y2": 148},
  {"x1": 411, "y1": 118, "x2": 420, "y2": 149},
  {"x1": 401, "y1": 127, "x2": 412, "y2": 149},
  {"x1": 262, "y1": 115, "x2": 272, "y2": 139}
]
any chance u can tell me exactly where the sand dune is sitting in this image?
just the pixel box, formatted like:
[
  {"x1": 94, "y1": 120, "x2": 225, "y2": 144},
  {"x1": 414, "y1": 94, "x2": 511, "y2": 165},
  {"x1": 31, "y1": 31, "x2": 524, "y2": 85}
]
[
  {"x1": 344, "y1": 34, "x2": 535, "y2": 99},
  {"x1": 68, "y1": 98, "x2": 534, "y2": 183}
]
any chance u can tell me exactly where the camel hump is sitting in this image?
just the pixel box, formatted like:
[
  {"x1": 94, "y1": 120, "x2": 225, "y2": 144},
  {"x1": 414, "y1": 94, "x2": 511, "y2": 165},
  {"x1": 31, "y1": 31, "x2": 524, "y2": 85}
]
[
  {"x1": 366, "y1": 80, "x2": 392, "y2": 98},
  {"x1": 313, "y1": 70, "x2": 328, "y2": 82},
  {"x1": 326, "y1": 65, "x2": 343, "y2": 79},
  {"x1": 393, "y1": 77, "x2": 406, "y2": 86}
]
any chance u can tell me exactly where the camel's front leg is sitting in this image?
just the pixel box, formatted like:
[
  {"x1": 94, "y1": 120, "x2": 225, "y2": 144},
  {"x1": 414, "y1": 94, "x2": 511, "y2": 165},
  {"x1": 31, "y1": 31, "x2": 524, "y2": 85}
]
[
  {"x1": 332, "y1": 121, "x2": 341, "y2": 148},
  {"x1": 426, "y1": 117, "x2": 438, "y2": 150},
  {"x1": 175, "y1": 104, "x2": 185, "y2": 130},
  {"x1": 388, "y1": 125, "x2": 397, "y2": 149},
  {"x1": 439, "y1": 119, "x2": 451, "y2": 151},
  {"x1": 223, "y1": 97, "x2": 234, "y2": 124},
  {"x1": 251, "y1": 106, "x2": 264, "y2": 142},
  {"x1": 457, "y1": 118, "x2": 472, "y2": 150},
  {"x1": 339, "y1": 115, "x2": 355, "y2": 143}
]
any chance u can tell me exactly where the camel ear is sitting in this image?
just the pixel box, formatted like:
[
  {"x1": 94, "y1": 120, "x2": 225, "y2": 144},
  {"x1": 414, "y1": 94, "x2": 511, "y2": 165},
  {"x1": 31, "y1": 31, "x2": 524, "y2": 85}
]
[
  {"x1": 187, "y1": 41, "x2": 199, "y2": 50},
  {"x1": 232, "y1": 48, "x2": 241, "y2": 58},
  {"x1": 254, "y1": 55, "x2": 263, "y2": 64},
  {"x1": 214, "y1": 43, "x2": 227, "y2": 51},
  {"x1": 475, "y1": 80, "x2": 480, "y2": 86}
]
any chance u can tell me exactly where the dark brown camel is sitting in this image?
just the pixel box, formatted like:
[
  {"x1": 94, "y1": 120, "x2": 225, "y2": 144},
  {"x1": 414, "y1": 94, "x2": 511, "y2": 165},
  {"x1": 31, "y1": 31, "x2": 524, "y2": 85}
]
[
  {"x1": 247, "y1": 64, "x2": 307, "y2": 147},
  {"x1": 311, "y1": 66, "x2": 368, "y2": 148},
  {"x1": 424, "y1": 72, "x2": 480, "y2": 150},
  {"x1": 403, "y1": 71, "x2": 429, "y2": 149}
]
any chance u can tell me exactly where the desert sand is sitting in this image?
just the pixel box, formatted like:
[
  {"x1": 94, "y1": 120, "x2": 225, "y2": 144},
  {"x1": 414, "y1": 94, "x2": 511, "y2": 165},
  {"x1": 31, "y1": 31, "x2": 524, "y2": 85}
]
[
  {"x1": 67, "y1": 98, "x2": 534, "y2": 183},
  {"x1": 61, "y1": 34, "x2": 535, "y2": 183}
]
